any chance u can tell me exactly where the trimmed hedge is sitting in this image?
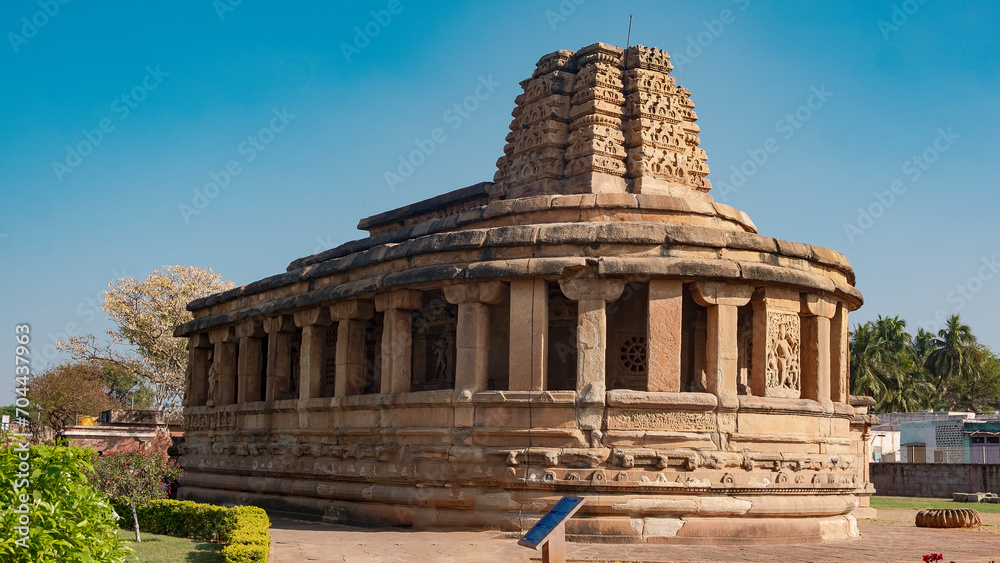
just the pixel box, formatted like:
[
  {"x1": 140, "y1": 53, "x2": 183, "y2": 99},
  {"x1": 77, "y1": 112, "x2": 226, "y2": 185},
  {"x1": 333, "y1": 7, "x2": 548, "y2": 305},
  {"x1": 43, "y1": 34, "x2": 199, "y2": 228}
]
[
  {"x1": 113, "y1": 499, "x2": 270, "y2": 562},
  {"x1": 221, "y1": 506, "x2": 269, "y2": 563}
]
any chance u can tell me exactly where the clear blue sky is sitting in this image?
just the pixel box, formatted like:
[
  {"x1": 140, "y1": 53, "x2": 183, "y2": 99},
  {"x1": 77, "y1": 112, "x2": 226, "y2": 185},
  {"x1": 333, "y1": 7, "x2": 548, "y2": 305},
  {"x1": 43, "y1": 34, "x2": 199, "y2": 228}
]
[{"x1": 3, "y1": 1, "x2": 999, "y2": 403}]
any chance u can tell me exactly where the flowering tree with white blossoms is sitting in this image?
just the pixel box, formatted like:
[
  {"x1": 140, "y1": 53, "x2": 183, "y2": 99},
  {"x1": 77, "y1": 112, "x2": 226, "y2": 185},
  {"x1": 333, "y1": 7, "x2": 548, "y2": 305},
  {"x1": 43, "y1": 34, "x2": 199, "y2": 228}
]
[{"x1": 62, "y1": 266, "x2": 235, "y2": 411}]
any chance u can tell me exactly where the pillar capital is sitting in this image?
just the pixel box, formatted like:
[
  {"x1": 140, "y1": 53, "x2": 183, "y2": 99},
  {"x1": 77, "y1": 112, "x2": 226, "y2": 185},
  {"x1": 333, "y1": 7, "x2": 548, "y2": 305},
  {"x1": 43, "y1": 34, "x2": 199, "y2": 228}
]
[
  {"x1": 294, "y1": 307, "x2": 333, "y2": 328},
  {"x1": 189, "y1": 332, "x2": 213, "y2": 349},
  {"x1": 558, "y1": 276, "x2": 625, "y2": 302},
  {"x1": 263, "y1": 315, "x2": 296, "y2": 334},
  {"x1": 691, "y1": 281, "x2": 752, "y2": 307},
  {"x1": 236, "y1": 320, "x2": 265, "y2": 339},
  {"x1": 209, "y1": 326, "x2": 237, "y2": 344},
  {"x1": 801, "y1": 293, "x2": 837, "y2": 318},
  {"x1": 374, "y1": 289, "x2": 423, "y2": 312},
  {"x1": 331, "y1": 299, "x2": 375, "y2": 321},
  {"x1": 751, "y1": 287, "x2": 800, "y2": 312},
  {"x1": 443, "y1": 281, "x2": 506, "y2": 305}
]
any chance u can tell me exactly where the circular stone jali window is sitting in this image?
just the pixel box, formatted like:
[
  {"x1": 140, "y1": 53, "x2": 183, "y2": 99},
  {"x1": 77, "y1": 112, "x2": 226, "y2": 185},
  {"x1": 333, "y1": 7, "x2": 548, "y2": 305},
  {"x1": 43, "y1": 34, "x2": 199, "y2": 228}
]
[{"x1": 618, "y1": 335, "x2": 647, "y2": 373}]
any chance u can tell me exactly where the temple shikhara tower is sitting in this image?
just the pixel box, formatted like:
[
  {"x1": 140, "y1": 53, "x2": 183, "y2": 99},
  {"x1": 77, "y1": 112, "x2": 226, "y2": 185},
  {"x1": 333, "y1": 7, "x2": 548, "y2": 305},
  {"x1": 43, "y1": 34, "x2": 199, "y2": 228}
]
[{"x1": 175, "y1": 43, "x2": 873, "y2": 544}]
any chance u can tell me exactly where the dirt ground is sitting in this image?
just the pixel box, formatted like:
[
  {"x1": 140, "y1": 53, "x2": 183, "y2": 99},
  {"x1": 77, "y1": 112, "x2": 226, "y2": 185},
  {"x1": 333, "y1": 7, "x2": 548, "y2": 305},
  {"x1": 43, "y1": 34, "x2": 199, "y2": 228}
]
[{"x1": 268, "y1": 510, "x2": 1000, "y2": 562}]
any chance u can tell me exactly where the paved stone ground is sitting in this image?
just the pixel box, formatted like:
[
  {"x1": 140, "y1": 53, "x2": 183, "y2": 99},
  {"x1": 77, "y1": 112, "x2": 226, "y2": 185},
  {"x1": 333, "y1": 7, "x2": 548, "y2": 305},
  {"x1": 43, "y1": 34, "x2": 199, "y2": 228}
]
[{"x1": 269, "y1": 510, "x2": 1000, "y2": 562}]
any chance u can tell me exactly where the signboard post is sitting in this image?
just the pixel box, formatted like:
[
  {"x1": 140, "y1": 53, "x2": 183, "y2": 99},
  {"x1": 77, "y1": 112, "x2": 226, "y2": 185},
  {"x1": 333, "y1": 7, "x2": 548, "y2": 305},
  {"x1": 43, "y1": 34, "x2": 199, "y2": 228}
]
[{"x1": 517, "y1": 496, "x2": 585, "y2": 563}]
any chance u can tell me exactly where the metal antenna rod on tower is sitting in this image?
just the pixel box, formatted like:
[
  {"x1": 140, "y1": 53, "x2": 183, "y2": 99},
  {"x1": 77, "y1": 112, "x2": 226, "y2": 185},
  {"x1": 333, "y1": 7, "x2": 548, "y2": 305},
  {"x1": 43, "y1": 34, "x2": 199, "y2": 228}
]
[{"x1": 626, "y1": 13, "x2": 633, "y2": 49}]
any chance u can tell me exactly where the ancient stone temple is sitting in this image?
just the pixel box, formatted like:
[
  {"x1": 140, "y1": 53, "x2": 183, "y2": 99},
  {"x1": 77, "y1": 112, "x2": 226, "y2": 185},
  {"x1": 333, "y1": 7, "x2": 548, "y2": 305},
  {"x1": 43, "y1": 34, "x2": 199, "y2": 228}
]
[{"x1": 175, "y1": 43, "x2": 874, "y2": 544}]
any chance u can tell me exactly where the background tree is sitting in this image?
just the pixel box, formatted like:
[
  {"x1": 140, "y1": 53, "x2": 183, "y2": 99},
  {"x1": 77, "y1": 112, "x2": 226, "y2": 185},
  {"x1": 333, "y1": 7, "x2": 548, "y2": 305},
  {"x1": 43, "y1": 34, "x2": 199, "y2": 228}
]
[
  {"x1": 850, "y1": 316, "x2": 935, "y2": 412},
  {"x1": 849, "y1": 313, "x2": 1000, "y2": 413},
  {"x1": 0, "y1": 405, "x2": 34, "y2": 422},
  {"x1": 27, "y1": 362, "x2": 121, "y2": 429},
  {"x1": 91, "y1": 448, "x2": 183, "y2": 542},
  {"x1": 942, "y1": 343, "x2": 1000, "y2": 412},
  {"x1": 62, "y1": 266, "x2": 235, "y2": 411},
  {"x1": 100, "y1": 363, "x2": 156, "y2": 410},
  {"x1": 926, "y1": 314, "x2": 979, "y2": 398}
]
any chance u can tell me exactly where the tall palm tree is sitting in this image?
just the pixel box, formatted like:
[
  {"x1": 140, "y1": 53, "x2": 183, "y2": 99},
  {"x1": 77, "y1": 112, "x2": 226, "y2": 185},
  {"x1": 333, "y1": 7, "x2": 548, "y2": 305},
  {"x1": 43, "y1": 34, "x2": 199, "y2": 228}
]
[
  {"x1": 850, "y1": 318, "x2": 911, "y2": 406},
  {"x1": 850, "y1": 322, "x2": 889, "y2": 400},
  {"x1": 927, "y1": 314, "x2": 978, "y2": 397},
  {"x1": 850, "y1": 316, "x2": 937, "y2": 412},
  {"x1": 912, "y1": 328, "x2": 935, "y2": 364}
]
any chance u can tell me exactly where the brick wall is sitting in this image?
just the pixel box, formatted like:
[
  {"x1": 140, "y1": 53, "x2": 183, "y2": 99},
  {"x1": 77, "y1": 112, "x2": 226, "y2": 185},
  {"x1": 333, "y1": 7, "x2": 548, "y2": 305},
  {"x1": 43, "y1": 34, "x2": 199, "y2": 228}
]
[{"x1": 871, "y1": 463, "x2": 1000, "y2": 497}]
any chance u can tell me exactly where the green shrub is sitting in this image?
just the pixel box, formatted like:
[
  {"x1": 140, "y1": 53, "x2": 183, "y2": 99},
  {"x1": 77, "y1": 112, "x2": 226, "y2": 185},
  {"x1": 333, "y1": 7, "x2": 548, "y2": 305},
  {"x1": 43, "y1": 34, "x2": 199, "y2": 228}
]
[
  {"x1": 223, "y1": 506, "x2": 270, "y2": 563},
  {"x1": 120, "y1": 499, "x2": 233, "y2": 542},
  {"x1": 91, "y1": 448, "x2": 183, "y2": 542},
  {"x1": 221, "y1": 541, "x2": 269, "y2": 563},
  {"x1": 0, "y1": 436, "x2": 132, "y2": 562},
  {"x1": 113, "y1": 499, "x2": 270, "y2": 562}
]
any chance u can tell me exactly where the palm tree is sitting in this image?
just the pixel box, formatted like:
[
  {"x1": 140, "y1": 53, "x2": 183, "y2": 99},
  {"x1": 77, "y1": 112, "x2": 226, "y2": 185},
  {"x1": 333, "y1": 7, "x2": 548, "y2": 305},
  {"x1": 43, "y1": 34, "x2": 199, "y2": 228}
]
[
  {"x1": 926, "y1": 314, "x2": 978, "y2": 398},
  {"x1": 850, "y1": 316, "x2": 937, "y2": 412},
  {"x1": 850, "y1": 317, "x2": 911, "y2": 406},
  {"x1": 912, "y1": 328, "x2": 935, "y2": 364},
  {"x1": 850, "y1": 322, "x2": 890, "y2": 400}
]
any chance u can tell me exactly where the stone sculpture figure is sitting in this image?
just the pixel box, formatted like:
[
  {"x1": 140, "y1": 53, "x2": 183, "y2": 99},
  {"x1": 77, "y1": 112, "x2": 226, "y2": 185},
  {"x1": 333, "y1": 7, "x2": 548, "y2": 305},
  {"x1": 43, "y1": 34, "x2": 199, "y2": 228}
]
[
  {"x1": 206, "y1": 359, "x2": 218, "y2": 407},
  {"x1": 433, "y1": 332, "x2": 452, "y2": 381},
  {"x1": 775, "y1": 324, "x2": 794, "y2": 388}
]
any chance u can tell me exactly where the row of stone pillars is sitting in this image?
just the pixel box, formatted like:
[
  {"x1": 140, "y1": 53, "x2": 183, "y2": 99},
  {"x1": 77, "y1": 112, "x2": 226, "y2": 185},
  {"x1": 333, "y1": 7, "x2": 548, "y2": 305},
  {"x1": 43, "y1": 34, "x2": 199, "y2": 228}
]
[{"x1": 187, "y1": 277, "x2": 849, "y2": 415}]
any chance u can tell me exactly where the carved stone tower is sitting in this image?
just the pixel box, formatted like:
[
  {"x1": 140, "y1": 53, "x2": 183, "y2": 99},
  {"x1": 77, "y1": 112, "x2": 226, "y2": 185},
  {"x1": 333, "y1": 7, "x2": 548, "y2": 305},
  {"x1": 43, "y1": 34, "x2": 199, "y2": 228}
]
[{"x1": 493, "y1": 43, "x2": 710, "y2": 200}]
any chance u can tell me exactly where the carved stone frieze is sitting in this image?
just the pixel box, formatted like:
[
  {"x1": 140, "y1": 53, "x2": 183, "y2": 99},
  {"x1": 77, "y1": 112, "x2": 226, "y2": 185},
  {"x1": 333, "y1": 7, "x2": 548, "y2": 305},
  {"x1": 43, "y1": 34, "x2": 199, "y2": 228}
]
[{"x1": 605, "y1": 410, "x2": 715, "y2": 431}]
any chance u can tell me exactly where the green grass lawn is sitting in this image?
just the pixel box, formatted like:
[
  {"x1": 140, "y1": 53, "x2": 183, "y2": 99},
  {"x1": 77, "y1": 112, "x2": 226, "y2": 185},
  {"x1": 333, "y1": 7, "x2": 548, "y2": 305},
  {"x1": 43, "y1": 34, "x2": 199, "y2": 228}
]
[
  {"x1": 871, "y1": 495, "x2": 1000, "y2": 514},
  {"x1": 118, "y1": 530, "x2": 224, "y2": 563}
]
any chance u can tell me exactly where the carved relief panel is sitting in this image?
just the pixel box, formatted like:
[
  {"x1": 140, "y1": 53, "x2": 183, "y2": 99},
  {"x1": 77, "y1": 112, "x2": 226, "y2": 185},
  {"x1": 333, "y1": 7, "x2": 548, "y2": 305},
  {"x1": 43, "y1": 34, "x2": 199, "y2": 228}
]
[
  {"x1": 765, "y1": 312, "x2": 800, "y2": 395},
  {"x1": 751, "y1": 289, "x2": 802, "y2": 399}
]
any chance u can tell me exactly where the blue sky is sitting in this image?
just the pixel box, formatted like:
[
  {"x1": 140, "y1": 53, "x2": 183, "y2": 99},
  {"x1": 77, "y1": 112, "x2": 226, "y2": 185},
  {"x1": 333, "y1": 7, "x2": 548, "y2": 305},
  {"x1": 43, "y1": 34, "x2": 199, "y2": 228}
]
[{"x1": 3, "y1": 1, "x2": 999, "y2": 403}]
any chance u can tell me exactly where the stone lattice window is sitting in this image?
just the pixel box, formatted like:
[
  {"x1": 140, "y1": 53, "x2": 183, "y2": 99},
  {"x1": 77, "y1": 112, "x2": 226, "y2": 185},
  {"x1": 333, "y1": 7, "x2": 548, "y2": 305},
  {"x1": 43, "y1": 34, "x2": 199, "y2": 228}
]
[
  {"x1": 410, "y1": 290, "x2": 457, "y2": 392},
  {"x1": 321, "y1": 325, "x2": 338, "y2": 397},
  {"x1": 547, "y1": 282, "x2": 578, "y2": 391},
  {"x1": 606, "y1": 281, "x2": 648, "y2": 391},
  {"x1": 362, "y1": 313, "x2": 383, "y2": 395},
  {"x1": 487, "y1": 291, "x2": 510, "y2": 390},
  {"x1": 288, "y1": 328, "x2": 303, "y2": 398},
  {"x1": 259, "y1": 334, "x2": 269, "y2": 401}
]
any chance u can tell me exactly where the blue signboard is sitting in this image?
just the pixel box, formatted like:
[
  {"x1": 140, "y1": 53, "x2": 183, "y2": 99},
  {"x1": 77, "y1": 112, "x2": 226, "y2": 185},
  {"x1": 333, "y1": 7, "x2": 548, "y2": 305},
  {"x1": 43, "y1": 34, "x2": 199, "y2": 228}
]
[{"x1": 518, "y1": 496, "x2": 585, "y2": 549}]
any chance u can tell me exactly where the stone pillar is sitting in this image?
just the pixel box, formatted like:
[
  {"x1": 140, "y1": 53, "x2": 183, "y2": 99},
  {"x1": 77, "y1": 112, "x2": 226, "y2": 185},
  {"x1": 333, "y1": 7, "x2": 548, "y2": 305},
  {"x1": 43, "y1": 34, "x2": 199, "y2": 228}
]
[
  {"x1": 801, "y1": 294, "x2": 836, "y2": 413},
  {"x1": 374, "y1": 290, "x2": 423, "y2": 394},
  {"x1": 264, "y1": 315, "x2": 295, "y2": 401},
  {"x1": 331, "y1": 300, "x2": 375, "y2": 396},
  {"x1": 186, "y1": 333, "x2": 213, "y2": 407},
  {"x1": 444, "y1": 282, "x2": 506, "y2": 398},
  {"x1": 236, "y1": 321, "x2": 264, "y2": 404},
  {"x1": 691, "y1": 282, "x2": 753, "y2": 410},
  {"x1": 209, "y1": 326, "x2": 238, "y2": 406},
  {"x1": 294, "y1": 308, "x2": 333, "y2": 401},
  {"x1": 830, "y1": 301, "x2": 850, "y2": 404},
  {"x1": 751, "y1": 288, "x2": 802, "y2": 399},
  {"x1": 559, "y1": 274, "x2": 626, "y2": 430},
  {"x1": 647, "y1": 279, "x2": 683, "y2": 392},
  {"x1": 508, "y1": 279, "x2": 548, "y2": 391}
]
